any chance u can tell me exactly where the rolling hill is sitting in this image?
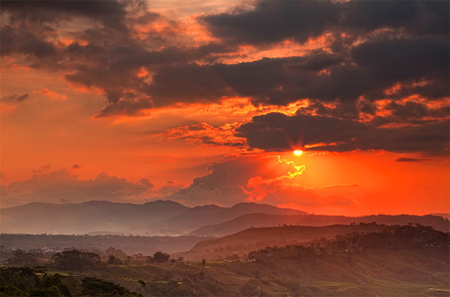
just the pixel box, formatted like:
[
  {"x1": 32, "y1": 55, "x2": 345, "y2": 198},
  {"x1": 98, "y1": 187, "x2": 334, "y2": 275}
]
[{"x1": 175, "y1": 223, "x2": 390, "y2": 261}]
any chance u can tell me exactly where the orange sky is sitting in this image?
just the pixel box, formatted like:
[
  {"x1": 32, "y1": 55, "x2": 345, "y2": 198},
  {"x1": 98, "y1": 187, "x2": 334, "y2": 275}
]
[{"x1": 1, "y1": 0, "x2": 449, "y2": 215}]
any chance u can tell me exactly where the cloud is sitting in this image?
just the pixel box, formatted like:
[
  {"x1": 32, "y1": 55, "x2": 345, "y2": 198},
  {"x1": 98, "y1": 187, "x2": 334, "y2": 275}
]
[
  {"x1": 236, "y1": 112, "x2": 449, "y2": 155},
  {"x1": 202, "y1": 0, "x2": 449, "y2": 46},
  {"x1": 165, "y1": 156, "x2": 263, "y2": 206},
  {"x1": 1, "y1": 0, "x2": 448, "y2": 118},
  {"x1": 0, "y1": 25, "x2": 57, "y2": 59},
  {"x1": 201, "y1": 0, "x2": 339, "y2": 45},
  {"x1": 34, "y1": 88, "x2": 67, "y2": 100},
  {"x1": 165, "y1": 155, "x2": 354, "y2": 208},
  {"x1": 339, "y1": 0, "x2": 449, "y2": 37},
  {"x1": 1, "y1": 169, "x2": 160, "y2": 207},
  {"x1": 351, "y1": 37, "x2": 449, "y2": 99},
  {"x1": 161, "y1": 122, "x2": 246, "y2": 147},
  {"x1": 31, "y1": 164, "x2": 51, "y2": 174},
  {"x1": 2, "y1": 0, "x2": 129, "y2": 31},
  {"x1": 395, "y1": 158, "x2": 429, "y2": 163},
  {"x1": 1, "y1": 93, "x2": 29, "y2": 103},
  {"x1": 145, "y1": 41, "x2": 448, "y2": 108}
]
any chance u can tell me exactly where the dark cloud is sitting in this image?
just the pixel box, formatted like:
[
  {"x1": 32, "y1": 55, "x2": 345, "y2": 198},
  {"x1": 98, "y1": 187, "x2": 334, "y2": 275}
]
[
  {"x1": 64, "y1": 42, "x2": 237, "y2": 116},
  {"x1": 167, "y1": 156, "x2": 263, "y2": 205},
  {"x1": 1, "y1": 93, "x2": 29, "y2": 103},
  {"x1": 145, "y1": 36, "x2": 448, "y2": 106},
  {"x1": 2, "y1": 0, "x2": 129, "y2": 31},
  {"x1": 1, "y1": 0, "x2": 448, "y2": 118},
  {"x1": 201, "y1": 0, "x2": 338, "y2": 45},
  {"x1": 351, "y1": 37, "x2": 449, "y2": 92},
  {"x1": 0, "y1": 25, "x2": 57, "y2": 59},
  {"x1": 161, "y1": 122, "x2": 246, "y2": 147},
  {"x1": 236, "y1": 112, "x2": 449, "y2": 155},
  {"x1": 1, "y1": 0, "x2": 133, "y2": 61},
  {"x1": 386, "y1": 101, "x2": 449, "y2": 120},
  {"x1": 202, "y1": 0, "x2": 449, "y2": 46},
  {"x1": 395, "y1": 158, "x2": 428, "y2": 162},
  {"x1": 147, "y1": 54, "x2": 380, "y2": 107},
  {"x1": 340, "y1": 0, "x2": 449, "y2": 37}
]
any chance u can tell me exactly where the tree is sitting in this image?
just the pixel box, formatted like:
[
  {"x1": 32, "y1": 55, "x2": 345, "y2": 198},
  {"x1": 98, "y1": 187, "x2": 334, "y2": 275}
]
[
  {"x1": 106, "y1": 255, "x2": 123, "y2": 265},
  {"x1": 152, "y1": 251, "x2": 170, "y2": 263},
  {"x1": 80, "y1": 277, "x2": 130, "y2": 296},
  {"x1": 52, "y1": 250, "x2": 100, "y2": 271},
  {"x1": 6, "y1": 250, "x2": 38, "y2": 266}
]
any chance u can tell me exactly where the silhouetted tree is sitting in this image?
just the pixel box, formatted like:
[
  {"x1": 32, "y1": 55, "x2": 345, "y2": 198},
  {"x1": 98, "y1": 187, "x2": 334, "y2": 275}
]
[
  {"x1": 152, "y1": 251, "x2": 170, "y2": 263},
  {"x1": 52, "y1": 250, "x2": 100, "y2": 270}
]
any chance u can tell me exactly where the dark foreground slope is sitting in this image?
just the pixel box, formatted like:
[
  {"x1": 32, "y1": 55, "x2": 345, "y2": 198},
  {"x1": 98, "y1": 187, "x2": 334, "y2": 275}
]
[
  {"x1": 72, "y1": 247, "x2": 450, "y2": 296},
  {"x1": 2, "y1": 224, "x2": 448, "y2": 297}
]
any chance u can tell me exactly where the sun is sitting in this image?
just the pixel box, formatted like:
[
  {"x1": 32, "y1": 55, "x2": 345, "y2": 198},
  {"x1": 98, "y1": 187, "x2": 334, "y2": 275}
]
[{"x1": 293, "y1": 150, "x2": 303, "y2": 156}]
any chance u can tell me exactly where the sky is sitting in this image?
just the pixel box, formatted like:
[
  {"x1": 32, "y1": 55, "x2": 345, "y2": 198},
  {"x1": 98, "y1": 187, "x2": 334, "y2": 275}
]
[{"x1": 1, "y1": 0, "x2": 449, "y2": 216}]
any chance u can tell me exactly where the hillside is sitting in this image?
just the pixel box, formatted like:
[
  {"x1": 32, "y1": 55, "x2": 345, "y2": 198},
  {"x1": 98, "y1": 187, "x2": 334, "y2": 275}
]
[
  {"x1": 189, "y1": 213, "x2": 450, "y2": 237},
  {"x1": 176, "y1": 224, "x2": 389, "y2": 261},
  {"x1": 431, "y1": 213, "x2": 450, "y2": 220},
  {"x1": 0, "y1": 201, "x2": 305, "y2": 235},
  {"x1": 2, "y1": 225, "x2": 448, "y2": 297}
]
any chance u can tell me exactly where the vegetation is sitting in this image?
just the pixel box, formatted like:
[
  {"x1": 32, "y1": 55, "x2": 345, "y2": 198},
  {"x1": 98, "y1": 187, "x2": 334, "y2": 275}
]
[
  {"x1": 1, "y1": 224, "x2": 448, "y2": 296},
  {"x1": 52, "y1": 250, "x2": 101, "y2": 271},
  {"x1": 0, "y1": 266, "x2": 141, "y2": 297},
  {"x1": 0, "y1": 233, "x2": 211, "y2": 256},
  {"x1": 248, "y1": 223, "x2": 449, "y2": 260}
]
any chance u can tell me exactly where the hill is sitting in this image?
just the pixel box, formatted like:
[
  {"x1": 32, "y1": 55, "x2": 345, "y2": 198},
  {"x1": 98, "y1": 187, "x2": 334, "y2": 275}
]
[
  {"x1": 3, "y1": 224, "x2": 448, "y2": 297},
  {"x1": 431, "y1": 213, "x2": 450, "y2": 220},
  {"x1": 175, "y1": 223, "x2": 389, "y2": 261},
  {"x1": 189, "y1": 213, "x2": 450, "y2": 237}
]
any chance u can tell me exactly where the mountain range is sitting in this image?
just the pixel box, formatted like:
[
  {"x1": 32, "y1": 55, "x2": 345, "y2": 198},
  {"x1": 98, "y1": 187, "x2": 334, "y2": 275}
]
[
  {"x1": 1, "y1": 200, "x2": 448, "y2": 237},
  {"x1": 0, "y1": 200, "x2": 307, "y2": 235},
  {"x1": 189, "y1": 213, "x2": 450, "y2": 237}
]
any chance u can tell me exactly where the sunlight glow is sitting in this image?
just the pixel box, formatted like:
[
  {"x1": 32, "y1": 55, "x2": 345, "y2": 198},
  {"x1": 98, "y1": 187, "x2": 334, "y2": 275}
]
[
  {"x1": 293, "y1": 150, "x2": 303, "y2": 156},
  {"x1": 277, "y1": 155, "x2": 306, "y2": 179}
]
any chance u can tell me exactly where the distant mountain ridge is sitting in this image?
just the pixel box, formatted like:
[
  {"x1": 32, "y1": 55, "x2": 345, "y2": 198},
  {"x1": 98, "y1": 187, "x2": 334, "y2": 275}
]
[
  {"x1": 0, "y1": 200, "x2": 307, "y2": 235},
  {"x1": 160, "y1": 202, "x2": 307, "y2": 233},
  {"x1": 189, "y1": 213, "x2": 450, "y2": 236},
  {"x1": 2, "y1": 200, "x2": 448, "y2": 238}
]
